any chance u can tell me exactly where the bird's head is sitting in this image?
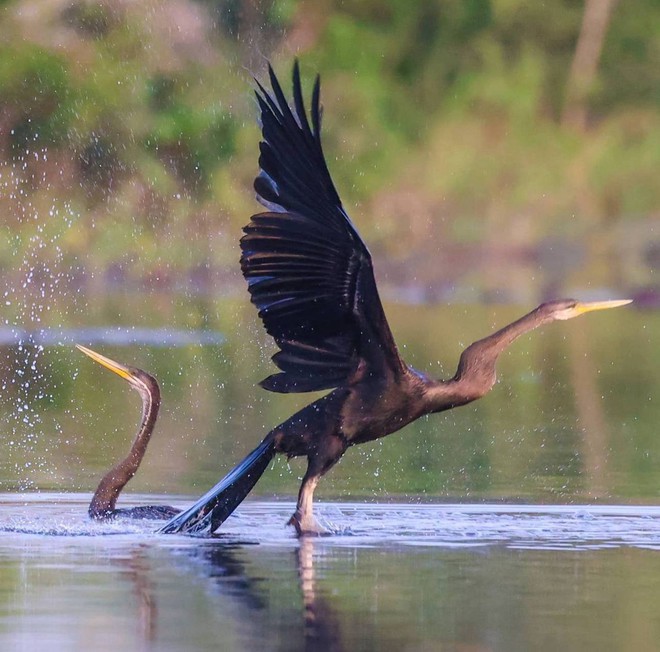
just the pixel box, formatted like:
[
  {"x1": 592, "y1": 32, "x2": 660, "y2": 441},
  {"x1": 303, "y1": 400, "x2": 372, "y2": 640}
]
[
  {"x1": 76, "y1": 344, "x2": 160, "y2": 404},
  {"x1": 539, "y1": 298, "x2": 632, "y2": 321}
]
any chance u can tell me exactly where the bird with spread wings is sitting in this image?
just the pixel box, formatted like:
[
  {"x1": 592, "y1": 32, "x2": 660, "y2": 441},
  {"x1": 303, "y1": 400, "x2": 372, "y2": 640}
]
[{"x1": 158, "y1": 62, "x2": 630, "y2": 536}]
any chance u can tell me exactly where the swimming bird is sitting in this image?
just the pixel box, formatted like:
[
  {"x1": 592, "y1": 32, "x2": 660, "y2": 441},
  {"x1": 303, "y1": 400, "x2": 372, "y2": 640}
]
[
  {"x1": 159, "y1": 62, "x2": 631, "y2": 536},
  {"x1": 77, "y1": 344, "x2": 179, "y2": 520}
]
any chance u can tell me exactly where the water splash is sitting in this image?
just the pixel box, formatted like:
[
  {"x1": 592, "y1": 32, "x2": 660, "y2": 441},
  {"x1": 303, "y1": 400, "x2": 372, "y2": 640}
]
[
  {"x1": 1, "y1": 148, "x2": 78, "y2": 490},
  {"x1": 2, "y1": 496, "x2": 660, "y2": 551}
]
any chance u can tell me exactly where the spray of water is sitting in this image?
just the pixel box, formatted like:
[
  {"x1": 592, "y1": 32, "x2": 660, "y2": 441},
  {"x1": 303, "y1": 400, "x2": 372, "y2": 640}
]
[{"x1": 1, "y1": 139, "x2": 78, "y2": 490}]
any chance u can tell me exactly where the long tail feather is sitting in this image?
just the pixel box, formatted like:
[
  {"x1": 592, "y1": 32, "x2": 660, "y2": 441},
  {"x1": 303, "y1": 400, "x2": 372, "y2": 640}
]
[{"x1": 158, "y1": 438, "x2": 276, "y2": 535}]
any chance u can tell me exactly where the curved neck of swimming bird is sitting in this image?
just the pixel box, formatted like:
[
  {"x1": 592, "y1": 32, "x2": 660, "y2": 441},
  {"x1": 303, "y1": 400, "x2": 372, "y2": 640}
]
[{"x1": 89, "y1": 383, "x2": 160, "y2": 517}]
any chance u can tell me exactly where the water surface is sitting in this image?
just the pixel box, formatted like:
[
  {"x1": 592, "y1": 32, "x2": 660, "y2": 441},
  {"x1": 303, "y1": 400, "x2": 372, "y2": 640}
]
[
  {"x1": 1, "y1": 496, "x2": 660, "y2": 651},
  {"x1": 0, "y1": 299, "x2": 658, "y2": 650}
]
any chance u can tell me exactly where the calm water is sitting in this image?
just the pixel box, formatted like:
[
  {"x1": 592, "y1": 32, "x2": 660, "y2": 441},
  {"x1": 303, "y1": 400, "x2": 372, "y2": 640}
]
[
  {"x1": 1, "y1": 497, "x2": 660, "y2": 651},
  {"x1": 0, "y1": 298, "x2": 658, "y2": 650}
]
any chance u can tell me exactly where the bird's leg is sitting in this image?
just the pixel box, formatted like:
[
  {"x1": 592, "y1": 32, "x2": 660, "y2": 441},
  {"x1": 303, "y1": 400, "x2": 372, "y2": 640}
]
[
  {"x1": 288, "y1": 469, "x2": 325, "y2": 536},
  {"x1": 284, "y1": 428, "x2": 347, "y2": 536}
]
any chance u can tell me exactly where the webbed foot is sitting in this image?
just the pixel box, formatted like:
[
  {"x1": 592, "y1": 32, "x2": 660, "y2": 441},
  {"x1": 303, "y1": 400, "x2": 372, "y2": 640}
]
[{"x1": 287, "y1": 510, "x2": 331, "y2": 537}]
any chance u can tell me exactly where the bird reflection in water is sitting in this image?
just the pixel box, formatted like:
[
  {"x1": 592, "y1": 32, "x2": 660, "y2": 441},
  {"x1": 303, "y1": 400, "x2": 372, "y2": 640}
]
[
  {"x1": 114, "y1": 549, "x2": 159, "y2": 646},
  {"x1": 169, "y1": 540, "x2": 346, "y2": 652},
  {"x1": 298, "y1": 538, "x2": 345, "y2": 652}
]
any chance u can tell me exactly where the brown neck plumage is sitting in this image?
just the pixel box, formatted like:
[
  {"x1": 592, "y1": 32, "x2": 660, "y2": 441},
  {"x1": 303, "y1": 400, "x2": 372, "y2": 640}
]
[
  {"x1": 88, "y1": 379, "x2": 160, "y2": 518},
  {"x1": 424, "y1": 305, "x2": 552, "y2": 413}
]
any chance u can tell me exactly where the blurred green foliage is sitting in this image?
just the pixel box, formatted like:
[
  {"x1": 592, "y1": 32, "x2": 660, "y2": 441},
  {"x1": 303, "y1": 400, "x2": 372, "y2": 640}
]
[{"x1": 0, "y1": 0, "x2": 658, "y2": 299}]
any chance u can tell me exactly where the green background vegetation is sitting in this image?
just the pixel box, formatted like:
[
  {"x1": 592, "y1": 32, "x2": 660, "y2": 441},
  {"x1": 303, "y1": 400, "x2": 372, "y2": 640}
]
[
  {"x1": 0, "y1": 0, "x2": 658, "y2": 499},
  {"x1": 0, "y1": 0, "x2": 658, "y2": 310}
]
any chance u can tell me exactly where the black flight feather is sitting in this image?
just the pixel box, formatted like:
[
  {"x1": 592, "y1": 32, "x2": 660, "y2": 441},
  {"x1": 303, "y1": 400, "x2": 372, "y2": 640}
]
[{"x1": 240, "y1": 61, "x2": 402, "y2": 393}]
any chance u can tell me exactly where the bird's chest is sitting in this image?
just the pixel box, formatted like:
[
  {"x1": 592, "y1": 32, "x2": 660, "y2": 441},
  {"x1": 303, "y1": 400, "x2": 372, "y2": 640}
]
[{"x1": 340, "y1": 383, "x2": 422, "y2": 445}]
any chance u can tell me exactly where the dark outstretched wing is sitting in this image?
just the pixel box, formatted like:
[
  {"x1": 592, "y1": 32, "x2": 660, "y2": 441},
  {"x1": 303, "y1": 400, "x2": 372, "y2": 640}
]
[{"x1": 240, "y1": 61, "x2": 402, "y2": 393}]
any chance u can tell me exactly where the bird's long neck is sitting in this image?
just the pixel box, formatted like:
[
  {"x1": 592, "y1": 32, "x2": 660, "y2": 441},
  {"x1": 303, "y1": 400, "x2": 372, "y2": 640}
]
[
  {"x1": 424, "y1": 305, "x2": 552, "y2": 412},
  {"x1": 89, "y1": 387, "x2": 160, "y2": 517}
]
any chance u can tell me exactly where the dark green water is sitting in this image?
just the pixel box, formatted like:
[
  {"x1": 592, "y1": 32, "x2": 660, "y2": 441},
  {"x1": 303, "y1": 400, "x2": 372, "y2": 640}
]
[
  {"x1": 0, "y1": 298, "x2": 658, "y2": 650},
  {"x1": 2, "y1": 299, "x2": 657, "y2": 503}
]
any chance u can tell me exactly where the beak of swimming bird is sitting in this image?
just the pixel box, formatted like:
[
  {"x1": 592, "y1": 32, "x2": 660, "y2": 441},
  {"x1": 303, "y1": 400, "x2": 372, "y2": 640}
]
[{"x1": 75, "y1": 344, "x2": 138, "y2": 386}]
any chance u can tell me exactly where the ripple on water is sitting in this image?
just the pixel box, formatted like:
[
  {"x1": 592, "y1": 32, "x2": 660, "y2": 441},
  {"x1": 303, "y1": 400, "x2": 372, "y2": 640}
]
[{"x1": 1, "y1": 495, "x2": 660, "y2": 551}]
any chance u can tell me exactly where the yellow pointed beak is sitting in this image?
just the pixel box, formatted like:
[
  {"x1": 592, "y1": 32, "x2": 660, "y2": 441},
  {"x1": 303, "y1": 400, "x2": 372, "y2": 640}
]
[
  {"x1": 573, "y1": 299, "x2": 633, "y2": 316},
  {"x1": 76, "y1": 344, "x2": 134, "y2": 382}
]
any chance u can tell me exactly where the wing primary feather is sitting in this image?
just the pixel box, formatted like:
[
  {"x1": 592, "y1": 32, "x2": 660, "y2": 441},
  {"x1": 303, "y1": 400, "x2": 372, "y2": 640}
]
[
  {"x1": 254, "y1": 80, "x2": 283, "y2": 126},
  {"x1": 267, "y1": 63, "x2": 313, "y2": 151},
  {"x1": 241, "y1": 62, "x2": 404, "y2": 393},
  {"x1": 311, "y1": 74, "x2": 321, "y2": 140},
  {"x1": 292, "y1": 60, "x2": 314, "y2": 144}
]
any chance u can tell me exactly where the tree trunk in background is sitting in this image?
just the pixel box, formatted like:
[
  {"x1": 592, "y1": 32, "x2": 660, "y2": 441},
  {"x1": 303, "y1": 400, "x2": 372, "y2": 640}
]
[{"x1": 562, "y1": 0, "x2": 618, "y2": 132}]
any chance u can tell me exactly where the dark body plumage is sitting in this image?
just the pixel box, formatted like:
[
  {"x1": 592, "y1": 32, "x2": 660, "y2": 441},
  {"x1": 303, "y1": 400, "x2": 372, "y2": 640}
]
[{"x1": 159, "y1": 63, "x2": 629, "y2": 536}]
